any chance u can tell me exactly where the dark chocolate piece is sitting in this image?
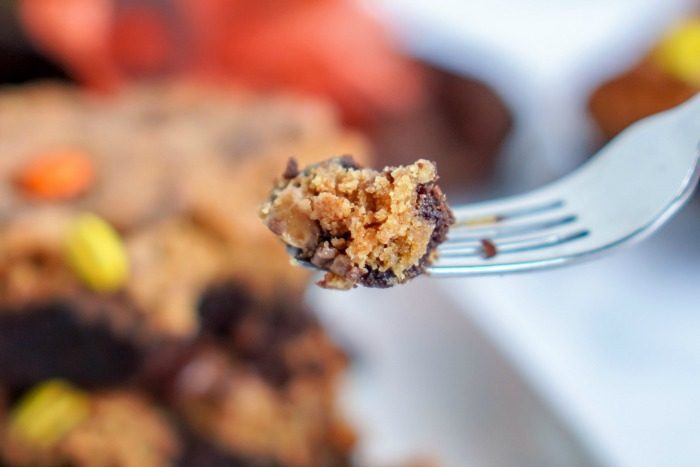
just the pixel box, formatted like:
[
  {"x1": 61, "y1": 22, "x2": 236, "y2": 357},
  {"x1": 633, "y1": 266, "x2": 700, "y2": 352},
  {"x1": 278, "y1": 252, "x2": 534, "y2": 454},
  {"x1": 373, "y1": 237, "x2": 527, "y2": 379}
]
[
  {"x1": 480, "y1": 239, "x2": 497, "y2": 258},
  {"x1": 282, "y1": 158, "x2": 300, "y2": 180},
  {"x1": 0, "y1": 300, "x2": 140, "y2": 390},
  {"x1": 336, "y1": 155, "x2": 361, "y2": 170},
  {"x1": 197, "y1": 282, "x2": 253, "y2": 338},
  {"x1": 177, "y1": 427, "x2": 279, "y2": 467},
  {"x1": 197, "y1": 282, "x2": 316, "y2": 386}
]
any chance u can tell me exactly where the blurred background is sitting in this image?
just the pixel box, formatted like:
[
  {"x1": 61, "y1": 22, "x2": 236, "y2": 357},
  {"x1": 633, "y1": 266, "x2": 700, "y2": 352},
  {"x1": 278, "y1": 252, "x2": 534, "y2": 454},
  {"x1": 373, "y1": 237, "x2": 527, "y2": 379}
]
[{"x1": 1, "y1": 0, "x2": 699, "y2": 466}]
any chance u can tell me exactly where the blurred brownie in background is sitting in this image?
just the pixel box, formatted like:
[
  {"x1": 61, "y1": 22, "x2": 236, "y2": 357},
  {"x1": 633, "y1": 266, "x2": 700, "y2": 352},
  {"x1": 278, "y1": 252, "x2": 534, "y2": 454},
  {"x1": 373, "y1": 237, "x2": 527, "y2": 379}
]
[
  {"x1": 590, "y1": 16, "x2": 699, "y2": 141},
  {"x1": 14, "y1": 0, "x2": 512, "y2": 203},
  {"x1": 0, "y1": 83, "x2": 364, "y2": 466},
  {"x1": 0, "y1": 0, "x2": 512, "y2": 462},
  {"x1": 369, "y1": 65, "x2": 512, "y2": 201}
]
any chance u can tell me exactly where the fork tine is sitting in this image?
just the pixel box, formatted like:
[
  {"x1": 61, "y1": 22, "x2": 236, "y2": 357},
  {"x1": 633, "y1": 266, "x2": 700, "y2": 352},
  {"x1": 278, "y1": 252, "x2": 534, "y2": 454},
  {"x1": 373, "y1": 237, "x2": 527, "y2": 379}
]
[
  {"x1": 451, "y1": 186, "x2": 564, "y2": 219},
  {"x1": 426, "y1": 256, "x2": 572, "y2": 276},
  {"x1": 447, "y1": 187, "x2": 577, "y2": 241},
  {"x1": 428, "y1": 228, "x2": 591, "y2": 276},
  {"x1": 452, "y1": 199, "x2": 564, "y2": 224},
  {"x1": 447, "y1": 213, "x2": 578, "y2": 241},
  {"x1": 438, "y1": 229, "x2": 590, "y2": 258}
]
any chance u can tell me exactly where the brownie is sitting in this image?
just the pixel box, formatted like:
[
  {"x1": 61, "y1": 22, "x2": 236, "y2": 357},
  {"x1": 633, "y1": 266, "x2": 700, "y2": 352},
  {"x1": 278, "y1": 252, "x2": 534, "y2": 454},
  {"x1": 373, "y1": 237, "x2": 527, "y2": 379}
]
[
  {"x1": 0, "y1": 295, "x2": 143, "y2": 392},
  {"x1": 368, "y1": 65, "x2": 512, "y2": 201},
  {"x1": 260, "y1": 157, "x2": 455, "y2": 289},
  {"x1": 0, "y1": 83, "x2": 365, "y2": 466},
  {"x1": 589, "y1": 17, "x2": 699, "y2": 140}
]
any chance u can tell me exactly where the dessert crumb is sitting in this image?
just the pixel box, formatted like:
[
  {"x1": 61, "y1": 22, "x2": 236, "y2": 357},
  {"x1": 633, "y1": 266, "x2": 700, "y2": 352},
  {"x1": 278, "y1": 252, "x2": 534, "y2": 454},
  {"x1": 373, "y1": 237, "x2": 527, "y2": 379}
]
[
  {"x1": 480, "y1": 239, "x2": 497, "y2": 258},
  {"x1": 261, "y1": 156, "x2": 455, "y2": 289}
]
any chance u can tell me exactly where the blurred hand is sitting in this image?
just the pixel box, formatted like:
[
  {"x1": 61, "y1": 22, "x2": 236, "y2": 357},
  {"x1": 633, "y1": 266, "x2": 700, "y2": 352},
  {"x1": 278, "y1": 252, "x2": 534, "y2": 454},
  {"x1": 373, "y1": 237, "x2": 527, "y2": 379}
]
[
  {"x1": 20, "y1": 0, "x2": 424, "y2": 125},
  {"x1": 19, "y1": 0, "x2": 120, "y2": 89}
]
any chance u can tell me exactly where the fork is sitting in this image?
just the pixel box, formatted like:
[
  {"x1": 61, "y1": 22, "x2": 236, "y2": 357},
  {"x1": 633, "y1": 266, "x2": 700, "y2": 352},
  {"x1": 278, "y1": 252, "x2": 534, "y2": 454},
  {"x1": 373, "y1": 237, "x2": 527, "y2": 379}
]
[{"x1": 428, "y1": 94, "x2": 700, "y2": 277}]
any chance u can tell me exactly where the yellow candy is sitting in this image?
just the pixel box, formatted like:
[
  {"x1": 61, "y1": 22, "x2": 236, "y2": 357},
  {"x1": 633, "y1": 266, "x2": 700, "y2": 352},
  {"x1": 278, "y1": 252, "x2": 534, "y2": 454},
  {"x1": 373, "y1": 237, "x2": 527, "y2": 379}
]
[
  {"x1": 65, "y1": 213, "x2": 129, "y2": 291},
  {"x1": 9, "y1": 380, "x2": 90, "y2": 449},
  {"x1": 653, "y1": 18, "x2": 700, "y2": 86}
]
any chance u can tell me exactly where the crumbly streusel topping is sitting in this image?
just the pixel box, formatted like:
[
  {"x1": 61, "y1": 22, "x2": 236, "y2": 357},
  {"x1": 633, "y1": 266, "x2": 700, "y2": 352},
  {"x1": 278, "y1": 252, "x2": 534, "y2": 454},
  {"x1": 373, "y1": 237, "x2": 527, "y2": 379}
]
[{"x1": 260, "y1": 157, "x2": 454, "y2": 289}]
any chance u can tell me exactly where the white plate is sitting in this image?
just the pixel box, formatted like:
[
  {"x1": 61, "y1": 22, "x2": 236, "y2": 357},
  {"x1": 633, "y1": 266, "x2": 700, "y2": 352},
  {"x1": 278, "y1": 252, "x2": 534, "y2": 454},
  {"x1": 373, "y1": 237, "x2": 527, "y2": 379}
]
[{"x1": 310, "y1": 280, "x2": 602, "y2": 467}]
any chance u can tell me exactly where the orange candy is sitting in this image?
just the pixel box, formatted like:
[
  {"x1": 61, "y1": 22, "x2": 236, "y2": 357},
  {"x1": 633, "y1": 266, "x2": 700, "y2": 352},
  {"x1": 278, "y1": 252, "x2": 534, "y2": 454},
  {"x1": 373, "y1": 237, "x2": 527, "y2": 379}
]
[{"x1": 15, "y1": 150, "x2": 95, "y2": 200}]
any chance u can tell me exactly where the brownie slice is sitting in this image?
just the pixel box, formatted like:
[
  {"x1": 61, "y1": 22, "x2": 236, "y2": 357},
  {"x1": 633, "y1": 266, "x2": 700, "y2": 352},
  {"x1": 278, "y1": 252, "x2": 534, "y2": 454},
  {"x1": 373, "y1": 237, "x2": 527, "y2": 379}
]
[
  {"x1": 589, "y1": 18, "x2": 699, "y2": 140},
  {"x1": 0, "y1": 83, "x2": 364, "y2": 467}
]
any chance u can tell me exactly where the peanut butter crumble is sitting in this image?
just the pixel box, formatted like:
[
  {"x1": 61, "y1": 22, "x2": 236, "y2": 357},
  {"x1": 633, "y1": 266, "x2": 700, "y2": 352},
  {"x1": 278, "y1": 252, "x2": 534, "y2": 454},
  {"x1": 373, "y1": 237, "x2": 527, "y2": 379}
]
[{"x1": 260, "y1": 156, "x2": 454, "y2": 289}]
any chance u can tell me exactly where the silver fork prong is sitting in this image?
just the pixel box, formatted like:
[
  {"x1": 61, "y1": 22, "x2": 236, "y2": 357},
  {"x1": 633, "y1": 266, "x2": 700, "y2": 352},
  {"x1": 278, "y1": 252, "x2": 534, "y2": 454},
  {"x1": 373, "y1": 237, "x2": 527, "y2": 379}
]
[
  {"x1": 451, "y1": 207, "x2": 569, "y2": 232},
  {"x1": 428, "y1": 94, "x2": 700, "y2": 277},
  {"x1": 438, "y1": 229, "x2": 590, "y2": 259},
  {"x1": 447, "y1": 213, "x2": 578, "y2": 242},
  {"x1": 426, "y1": 256, "x2": 573, "y2": 276},
  {"x1": 282, "y1": 98, "x2": 699, "y2": 280},
  {"x1": 452, "y1": 199, "x2": 564, "y2": 224}
]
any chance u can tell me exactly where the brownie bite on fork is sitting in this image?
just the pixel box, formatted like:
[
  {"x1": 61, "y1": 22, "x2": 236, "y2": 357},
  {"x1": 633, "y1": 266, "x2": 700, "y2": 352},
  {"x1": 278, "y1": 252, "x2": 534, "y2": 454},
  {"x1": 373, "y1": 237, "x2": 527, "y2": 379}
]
[{"x1": 260, "y1": 157, "x2": 455, "y2": 289}]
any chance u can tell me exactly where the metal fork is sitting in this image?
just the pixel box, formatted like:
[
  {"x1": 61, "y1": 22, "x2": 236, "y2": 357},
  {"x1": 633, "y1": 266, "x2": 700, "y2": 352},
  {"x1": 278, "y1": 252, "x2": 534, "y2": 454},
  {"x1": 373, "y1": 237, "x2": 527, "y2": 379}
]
[{"x1": 429, "y1": 94, "x2": 700, "y2": 277}]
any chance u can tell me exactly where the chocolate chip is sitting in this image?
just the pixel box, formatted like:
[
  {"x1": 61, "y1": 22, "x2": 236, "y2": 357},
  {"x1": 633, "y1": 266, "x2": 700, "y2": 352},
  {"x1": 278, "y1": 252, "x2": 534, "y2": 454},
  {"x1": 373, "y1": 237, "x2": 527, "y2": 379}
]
[
  {"x1": 416, "y1": 183, "x2": 454, "y2": 250},
  {"x1": 311, "y1": 243, "x2": 338, "y2": 268},
  {"x1": 360, "y1": 269, "x2": 396, "y2": 288},
  {"x1": 245, "y1": 299, "x2": 316, "y2": 387},
  {"x1": 282, "y1": 157, "x2": 300, "y2": 179},
  {"x1": 416, "y1": 183, "x2": 451, "y2": 225},
  {"x1": 197, "y1": 282, "x2": 319, "y2": 387},
  {"x1": 337, "y1": 155, "x2": 361, "y2": 170},
  {"x1": 197, "y1": 282, "x2": 253, "y2": 338},
  {"x1": 480, "y1": 239, "x2": 497, "y2": 258}
]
